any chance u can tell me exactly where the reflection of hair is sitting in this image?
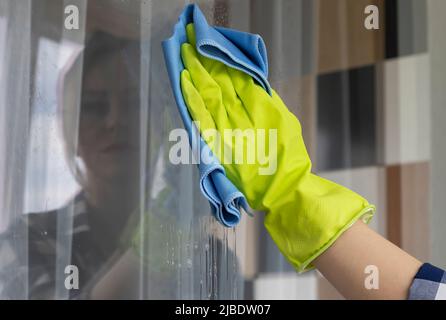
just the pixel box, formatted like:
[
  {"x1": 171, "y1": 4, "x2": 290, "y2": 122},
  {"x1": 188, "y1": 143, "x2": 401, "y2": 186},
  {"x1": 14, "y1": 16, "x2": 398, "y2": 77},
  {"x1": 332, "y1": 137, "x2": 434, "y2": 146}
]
[{"x1": 82, "y1": 32, "x2": 132, "y2": 81}]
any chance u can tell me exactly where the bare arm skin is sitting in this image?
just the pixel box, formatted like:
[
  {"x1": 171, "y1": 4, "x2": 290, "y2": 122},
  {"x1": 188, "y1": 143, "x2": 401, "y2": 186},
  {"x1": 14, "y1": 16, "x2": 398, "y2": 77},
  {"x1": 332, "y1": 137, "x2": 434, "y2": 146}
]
[{"x1": 313, "y1": 220, "x2": 422, "y2": 300}]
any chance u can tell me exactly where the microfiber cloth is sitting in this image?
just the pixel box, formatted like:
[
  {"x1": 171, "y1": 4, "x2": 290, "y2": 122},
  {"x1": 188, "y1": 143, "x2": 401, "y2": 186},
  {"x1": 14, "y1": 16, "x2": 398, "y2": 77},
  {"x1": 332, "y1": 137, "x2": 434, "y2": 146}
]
[{"x1": 162, "y1": 3, "x2": 271, "y2": 227}]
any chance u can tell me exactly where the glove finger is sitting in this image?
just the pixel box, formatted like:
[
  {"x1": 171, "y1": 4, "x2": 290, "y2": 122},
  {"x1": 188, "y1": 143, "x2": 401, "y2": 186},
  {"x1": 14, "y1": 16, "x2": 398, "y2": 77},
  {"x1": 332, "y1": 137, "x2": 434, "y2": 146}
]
[
  {"x1": 181, "y1": 43, "x2": 230, "y2": 131},
  {"x1": 185, "y1": 24, "x2": 252, "y2": 129},
  {"x1": 181, "y1": 70, "x2": 226, "y2": 160},
  {"x1": 227, "y1": 67, "x2": 278, "y2": 126},
  {"x1": 180, "y1": 70, "x2": 216, "y2": 133},
  {"x1": 186, "y1": 23, "x2": 197, "y2": 48},
  {"x1": 208, "y1": 63, "x2": 254, "y2": 129}
]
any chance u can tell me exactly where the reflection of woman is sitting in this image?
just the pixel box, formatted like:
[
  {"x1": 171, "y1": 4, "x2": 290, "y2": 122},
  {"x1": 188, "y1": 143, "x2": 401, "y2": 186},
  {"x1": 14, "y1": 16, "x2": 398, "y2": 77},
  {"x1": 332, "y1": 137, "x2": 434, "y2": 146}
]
[
  {"x1": 0, "y1": 26, "x2": 240, "y2": 299},
  {"x1": 74, "y1": 31, "x2": 141, "y2": 250},
  {"x1": 0, "y1": 1, "x2": 241, "y2": 300},
  {"x1": 0, "y1": 31, "x2": 143, "y2": 299}
]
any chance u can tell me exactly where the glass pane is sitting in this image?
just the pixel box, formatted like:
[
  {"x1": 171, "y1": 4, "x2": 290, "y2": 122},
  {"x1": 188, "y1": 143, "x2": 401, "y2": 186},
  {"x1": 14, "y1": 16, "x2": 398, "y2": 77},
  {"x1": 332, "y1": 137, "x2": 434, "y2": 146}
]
[{"x1": 0, "y1": 0, "x2": 243, "y2": 300}]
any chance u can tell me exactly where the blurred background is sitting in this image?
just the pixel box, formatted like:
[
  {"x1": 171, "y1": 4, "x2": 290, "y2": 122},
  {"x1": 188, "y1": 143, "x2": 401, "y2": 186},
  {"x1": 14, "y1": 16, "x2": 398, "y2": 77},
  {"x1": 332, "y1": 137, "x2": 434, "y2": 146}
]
[{"x1": 0, "y1": 0, "x2": 445, "y2": 299}]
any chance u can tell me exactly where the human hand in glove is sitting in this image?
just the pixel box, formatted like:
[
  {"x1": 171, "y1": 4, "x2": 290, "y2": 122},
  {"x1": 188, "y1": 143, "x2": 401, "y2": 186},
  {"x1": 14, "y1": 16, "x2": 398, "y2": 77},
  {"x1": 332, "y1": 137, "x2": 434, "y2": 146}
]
[{"x1": 180, "y1": 23, "x2": 375, "y2": 272}]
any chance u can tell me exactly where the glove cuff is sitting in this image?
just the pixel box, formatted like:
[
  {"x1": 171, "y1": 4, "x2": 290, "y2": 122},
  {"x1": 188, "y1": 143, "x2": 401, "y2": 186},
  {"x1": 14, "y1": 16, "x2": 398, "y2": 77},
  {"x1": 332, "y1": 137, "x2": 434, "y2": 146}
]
[
  {"x1": 297, "y1": 204, "x2": 375, "y2": 272},
  {"x1": 264, "y1": 173, "x2": 376, "y2": 273}
]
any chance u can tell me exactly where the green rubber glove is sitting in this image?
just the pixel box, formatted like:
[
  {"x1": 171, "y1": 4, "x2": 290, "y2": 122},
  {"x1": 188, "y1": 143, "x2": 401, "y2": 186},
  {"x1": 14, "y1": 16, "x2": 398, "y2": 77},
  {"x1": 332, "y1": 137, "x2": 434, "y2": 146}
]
[{"x1": 180, "y1": 24, "x2": 375, "y2": 272}]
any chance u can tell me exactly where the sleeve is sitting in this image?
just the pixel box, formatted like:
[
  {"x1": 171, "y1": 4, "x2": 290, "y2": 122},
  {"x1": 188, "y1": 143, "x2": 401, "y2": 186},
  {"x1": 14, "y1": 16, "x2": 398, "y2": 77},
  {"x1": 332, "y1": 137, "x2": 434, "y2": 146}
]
[{"x1": 408, "y1": 263, "x2": 446, "y2": 300}]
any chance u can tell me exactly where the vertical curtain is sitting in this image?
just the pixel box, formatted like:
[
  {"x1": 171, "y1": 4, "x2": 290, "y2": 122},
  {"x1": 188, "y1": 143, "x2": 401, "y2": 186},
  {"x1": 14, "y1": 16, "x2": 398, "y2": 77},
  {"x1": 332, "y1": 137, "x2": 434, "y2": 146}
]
[{"x1": 0, "y1": 0, "x2": 32, "y2": 299}]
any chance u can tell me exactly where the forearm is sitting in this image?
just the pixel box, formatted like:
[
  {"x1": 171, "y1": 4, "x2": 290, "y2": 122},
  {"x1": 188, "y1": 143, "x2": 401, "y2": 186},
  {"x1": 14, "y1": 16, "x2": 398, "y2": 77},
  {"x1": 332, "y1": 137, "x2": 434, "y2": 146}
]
[{"x1": 313, "y1": 220, "x2": 422, "y2": 300}]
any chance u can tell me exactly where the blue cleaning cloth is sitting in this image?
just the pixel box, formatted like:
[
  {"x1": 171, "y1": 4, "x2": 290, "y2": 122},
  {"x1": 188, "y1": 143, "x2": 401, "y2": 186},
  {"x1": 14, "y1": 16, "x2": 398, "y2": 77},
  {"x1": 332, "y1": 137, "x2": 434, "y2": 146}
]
[{"x1": 162, "y1": 3, "x2": 271, "y2": 227}]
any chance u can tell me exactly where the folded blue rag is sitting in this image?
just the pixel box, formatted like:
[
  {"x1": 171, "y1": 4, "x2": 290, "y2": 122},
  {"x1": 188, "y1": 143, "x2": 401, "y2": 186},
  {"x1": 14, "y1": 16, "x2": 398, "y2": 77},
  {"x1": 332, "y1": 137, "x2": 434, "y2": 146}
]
[{"x1": 162, "y1": 3, "x2": 271, "y2": 227}]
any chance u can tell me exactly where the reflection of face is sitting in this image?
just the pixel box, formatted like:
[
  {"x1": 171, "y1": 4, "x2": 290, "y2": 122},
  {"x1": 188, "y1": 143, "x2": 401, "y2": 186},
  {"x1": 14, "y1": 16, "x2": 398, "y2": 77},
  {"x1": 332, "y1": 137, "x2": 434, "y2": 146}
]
[{"x1": 79, "y1": 36, "x2": 140, "y2": 184}]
